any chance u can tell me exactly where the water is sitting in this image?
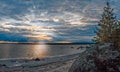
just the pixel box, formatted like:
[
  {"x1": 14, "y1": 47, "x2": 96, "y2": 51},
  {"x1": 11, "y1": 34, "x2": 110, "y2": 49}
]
[{"x1": 0, "y1": 44, "x2": 87, "y2": 59}]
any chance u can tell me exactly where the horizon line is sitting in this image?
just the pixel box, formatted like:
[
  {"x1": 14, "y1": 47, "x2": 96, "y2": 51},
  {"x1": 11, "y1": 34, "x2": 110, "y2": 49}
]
[{"x1": 0, "y1": 42, "x2": 95, "y2": 45}]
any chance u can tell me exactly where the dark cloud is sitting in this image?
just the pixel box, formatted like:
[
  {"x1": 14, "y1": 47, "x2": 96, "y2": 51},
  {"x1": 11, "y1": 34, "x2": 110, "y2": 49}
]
[{"x1": 0, "y1": 0, "x2": 119, "y2": 43}]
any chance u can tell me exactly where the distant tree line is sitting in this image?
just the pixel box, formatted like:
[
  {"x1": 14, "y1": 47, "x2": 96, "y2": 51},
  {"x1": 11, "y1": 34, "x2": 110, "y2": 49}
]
[{"x1": 93, "y1": 2, "x2": 120, "y2": 50}]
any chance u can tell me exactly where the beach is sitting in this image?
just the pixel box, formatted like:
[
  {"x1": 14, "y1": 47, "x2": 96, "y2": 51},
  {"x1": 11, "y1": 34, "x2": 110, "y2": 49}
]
[
  {"x1": 0, "y1": 52, "x2": 84, "y2": 72},
  {"x1": 0, "y1": 59, "x2": 75, "y2": 72},
  {"x1": 0, "y1": 43, "x2": 90, "y2": 72}
]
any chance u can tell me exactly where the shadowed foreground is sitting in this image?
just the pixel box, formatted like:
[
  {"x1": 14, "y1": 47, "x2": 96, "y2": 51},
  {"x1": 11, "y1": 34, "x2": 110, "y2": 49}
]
[
  {"x1": 0, "y1": 59, "x2": 74, "y2": 72},
  {"x1": 69, "y1": 44, "x2": 120, "y2": 72}
]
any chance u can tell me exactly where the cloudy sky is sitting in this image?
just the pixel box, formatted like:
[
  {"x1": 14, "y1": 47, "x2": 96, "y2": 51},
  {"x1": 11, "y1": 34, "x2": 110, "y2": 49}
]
[{"x1": 0, "y1": 0, "x2": 120, "y2": 43}]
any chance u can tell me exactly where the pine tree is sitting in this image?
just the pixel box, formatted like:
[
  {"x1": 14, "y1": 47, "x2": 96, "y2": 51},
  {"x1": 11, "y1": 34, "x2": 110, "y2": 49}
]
[
  {"x1": 113, "y1": 21, "x2": 120, "y2": 50},
  {"x1": 94, "y1": 2, "x2": 118, "y2": 43}
]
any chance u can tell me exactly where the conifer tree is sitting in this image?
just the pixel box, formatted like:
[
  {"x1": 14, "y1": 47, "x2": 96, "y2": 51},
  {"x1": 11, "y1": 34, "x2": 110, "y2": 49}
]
[
  {"x1": 94, "y1": 2, "x2": 118, "y2": 43},
  {"x1": 113, "y1": 21, "x2": 120, "y2": 50}
]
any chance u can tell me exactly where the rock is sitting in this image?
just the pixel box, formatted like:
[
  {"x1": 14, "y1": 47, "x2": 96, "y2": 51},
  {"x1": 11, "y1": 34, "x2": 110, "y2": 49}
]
[
  {"x1": 69, "y1": 44, "x2": 120, "y2": 72},
  {"x1": 34, "y1": 58, "x2": 40, "y2": 61}
]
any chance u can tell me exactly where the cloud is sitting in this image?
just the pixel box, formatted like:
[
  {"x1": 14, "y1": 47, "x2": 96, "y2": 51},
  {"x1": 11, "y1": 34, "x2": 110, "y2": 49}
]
[
  {"x1": 0, "y1": 0, "x2": 119, "y2": 43},
  {"x1": 23, "y1": 34, "x2": 53, "y2": 41}
]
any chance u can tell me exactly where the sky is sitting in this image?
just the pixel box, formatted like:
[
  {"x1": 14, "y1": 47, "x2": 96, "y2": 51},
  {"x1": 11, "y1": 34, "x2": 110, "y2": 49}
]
[{"x1": 0, "y1": 0, "x2": 120, "y2": 43}]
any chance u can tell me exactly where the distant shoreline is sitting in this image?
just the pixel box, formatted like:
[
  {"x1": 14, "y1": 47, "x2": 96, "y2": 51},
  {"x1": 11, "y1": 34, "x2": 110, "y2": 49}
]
[{"x1": 0, "y1": 42, "x2": 95, "y2": 45}]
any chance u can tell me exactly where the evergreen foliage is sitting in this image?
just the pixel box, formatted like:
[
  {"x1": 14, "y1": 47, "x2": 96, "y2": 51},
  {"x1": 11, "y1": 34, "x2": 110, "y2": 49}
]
[
  {"x1": 113, "y1": 22, "x2": 120, "y2": 50},
  {"x1": 94, "y1": 2, "x2": 118, "y2": 43}
]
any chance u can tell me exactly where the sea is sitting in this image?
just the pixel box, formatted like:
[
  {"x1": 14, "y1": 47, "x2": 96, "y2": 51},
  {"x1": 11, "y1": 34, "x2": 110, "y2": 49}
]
[{"x1": 0, "y1": 43, "x2": 92, "y2": 59}]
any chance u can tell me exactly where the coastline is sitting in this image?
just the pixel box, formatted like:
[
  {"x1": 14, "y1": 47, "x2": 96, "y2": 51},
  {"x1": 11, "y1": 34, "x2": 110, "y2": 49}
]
[
  {"x1": 0, "y1": 52, "x2": 84, "y2": 67},
  {"x1": 0, "y1": 50, "x2": 86, "y2": 72},
  {"x1": 0, "y1": 42, "x2": 94, "y2": 45}
]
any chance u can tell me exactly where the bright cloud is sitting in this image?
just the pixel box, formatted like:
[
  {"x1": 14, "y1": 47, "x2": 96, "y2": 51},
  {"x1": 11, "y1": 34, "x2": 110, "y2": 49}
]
[{"x1": 0, "y1": 0, "x2": 119, "y2": 43}]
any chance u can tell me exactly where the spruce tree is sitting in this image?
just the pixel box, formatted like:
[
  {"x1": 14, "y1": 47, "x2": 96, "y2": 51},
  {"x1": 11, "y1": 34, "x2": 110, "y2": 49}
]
[
  {"x1": 113, "y1": 21, "x2": 120, "y2": 50},
  {"x1": 94, "y1": 2, "x2": 118, "y2": 43}
]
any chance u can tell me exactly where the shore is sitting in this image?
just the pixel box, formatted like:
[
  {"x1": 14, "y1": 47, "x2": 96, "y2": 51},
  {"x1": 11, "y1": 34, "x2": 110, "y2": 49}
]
[
  {"x1": 0, "y1": 59, "x2": 75, "y2": 72},
  {"x1": 0, "y1": 52, "x2": 84, "y2": 72}
]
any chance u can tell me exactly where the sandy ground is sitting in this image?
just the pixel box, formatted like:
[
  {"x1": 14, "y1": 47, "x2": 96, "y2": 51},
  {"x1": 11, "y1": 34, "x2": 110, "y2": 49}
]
[
  {"x1": 0, "y1": 59, "x2": 75, "y2": 72},
  {"x1": 0, "y1": 52, "x2": 82, "y2": 72}
]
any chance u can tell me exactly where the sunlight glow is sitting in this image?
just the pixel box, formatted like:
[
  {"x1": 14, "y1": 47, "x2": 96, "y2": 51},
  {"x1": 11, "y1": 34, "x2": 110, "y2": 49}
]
[
  {"x1": 32, "y1": 45, "x2": 49, "y2": 58},
  {"x1": 0, "y1": 0, "x2": 98, "y2": 43},
  {"x1": 23, "y1": 34, "x2": 53, "y2": 41}
]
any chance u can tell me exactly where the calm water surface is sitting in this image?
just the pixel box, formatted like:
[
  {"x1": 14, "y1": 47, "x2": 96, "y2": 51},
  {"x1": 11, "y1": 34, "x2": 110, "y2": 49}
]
[{"x1": 0, "y1": 44, "x2": 87, "y2": 59}]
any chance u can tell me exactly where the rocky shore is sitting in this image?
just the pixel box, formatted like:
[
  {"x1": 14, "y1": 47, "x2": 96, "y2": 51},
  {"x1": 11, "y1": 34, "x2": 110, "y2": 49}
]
[{"x1": 69, "y1": 43, "x2": 120, "y2": 72}]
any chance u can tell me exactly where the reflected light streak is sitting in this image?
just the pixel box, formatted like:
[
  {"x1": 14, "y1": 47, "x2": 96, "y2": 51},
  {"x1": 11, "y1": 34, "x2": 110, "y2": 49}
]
[{"x1": 32, "y1": 44, "x2": 49, "y2": 58}]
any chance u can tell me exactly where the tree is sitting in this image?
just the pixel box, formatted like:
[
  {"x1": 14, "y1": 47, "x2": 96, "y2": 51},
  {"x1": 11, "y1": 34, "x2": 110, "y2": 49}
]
[
  {"x1": 94, "y1": 2, "x2": 118, "y2": 43},
  {"x1": 112, "y1": 21, "x2": 120, "y2": 50}
]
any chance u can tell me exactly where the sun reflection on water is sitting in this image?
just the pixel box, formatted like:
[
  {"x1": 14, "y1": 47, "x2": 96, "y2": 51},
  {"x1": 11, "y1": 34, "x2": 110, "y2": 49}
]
[{"x1": 32, "y1": 44, "x2": 49, "y2": 58}]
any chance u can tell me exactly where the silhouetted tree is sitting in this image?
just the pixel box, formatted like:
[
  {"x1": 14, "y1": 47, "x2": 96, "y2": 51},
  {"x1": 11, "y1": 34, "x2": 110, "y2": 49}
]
[{"x1": 94, "y1": 2, "x2": 118, "y2": 43}]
